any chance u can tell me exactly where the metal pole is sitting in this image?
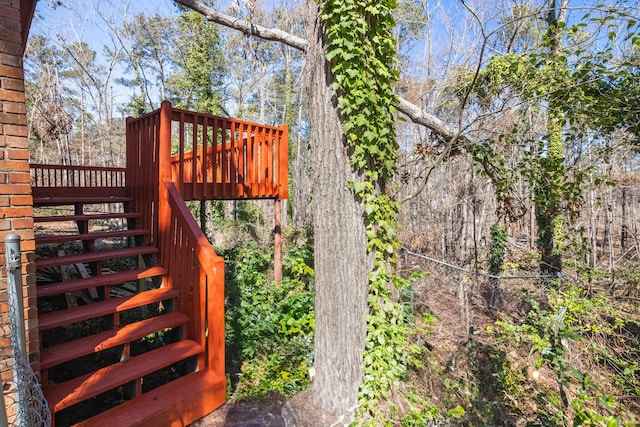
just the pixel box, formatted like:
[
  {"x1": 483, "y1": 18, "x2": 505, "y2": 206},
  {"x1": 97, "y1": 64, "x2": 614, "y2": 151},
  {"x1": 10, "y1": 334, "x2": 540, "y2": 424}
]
[
  {"x1": 5, "y1": 234, "x2": 25, "y2": 426},
  {"x1": 0, "y1": 290, "x2": 7, "y2": 427}
]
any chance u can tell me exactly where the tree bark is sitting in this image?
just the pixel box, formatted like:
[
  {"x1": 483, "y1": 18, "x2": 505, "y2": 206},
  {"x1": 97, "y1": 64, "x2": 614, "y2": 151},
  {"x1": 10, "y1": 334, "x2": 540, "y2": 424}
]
[
  {"x1": 284, "y1": 3, "x2": 370, "y2": 424},
  {"x1": 171, "y1": 0, "x2": 443, "y2": 421}
]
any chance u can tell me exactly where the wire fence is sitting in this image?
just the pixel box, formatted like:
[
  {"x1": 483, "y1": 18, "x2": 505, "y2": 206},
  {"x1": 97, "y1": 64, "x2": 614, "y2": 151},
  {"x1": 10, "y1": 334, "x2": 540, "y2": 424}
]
[
  {"x1": 402, "y1": 247, "x2": 568, "y2": 281},
  {"x1": 1, "y1": 324, "x2": 51, "y2": 427},
  {"x1": 401, "y1": 246, "x2": 578, "y2": 339},
  {"x1": 2, "y1": 235, "x2": 51, "y2": 427}
]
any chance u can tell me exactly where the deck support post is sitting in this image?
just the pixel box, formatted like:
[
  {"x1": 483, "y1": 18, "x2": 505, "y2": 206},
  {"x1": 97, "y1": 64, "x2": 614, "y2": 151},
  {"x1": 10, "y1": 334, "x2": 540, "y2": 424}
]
[
  {"x1": 200, "y1": 200, "x2": 207, "y2": 236},
  {"x1": 274, "y1": 198, "x2": 282, "y2": 284}
]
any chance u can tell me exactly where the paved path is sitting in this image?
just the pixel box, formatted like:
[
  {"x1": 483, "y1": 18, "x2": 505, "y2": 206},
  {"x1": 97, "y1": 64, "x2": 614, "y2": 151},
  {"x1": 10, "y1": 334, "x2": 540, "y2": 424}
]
[{"x1": 190, "y1": 396, "x2": 286, "y2": 427}]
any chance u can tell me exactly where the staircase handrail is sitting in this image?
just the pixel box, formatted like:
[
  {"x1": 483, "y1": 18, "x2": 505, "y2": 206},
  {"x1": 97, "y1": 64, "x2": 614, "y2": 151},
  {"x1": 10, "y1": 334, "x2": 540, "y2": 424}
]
[
  {"x1": 162, "y1": 178, "x2": 225, "y2": 374},
  {"x1": 126, "y1": 100, "x2": 225, "y2": 375}
]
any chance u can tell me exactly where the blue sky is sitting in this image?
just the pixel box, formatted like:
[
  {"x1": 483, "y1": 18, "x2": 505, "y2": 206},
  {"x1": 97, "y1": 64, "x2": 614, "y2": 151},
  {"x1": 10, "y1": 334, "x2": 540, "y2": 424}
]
[{"x1": 29, "y1": 0, "x2": 181, "y2": 113}]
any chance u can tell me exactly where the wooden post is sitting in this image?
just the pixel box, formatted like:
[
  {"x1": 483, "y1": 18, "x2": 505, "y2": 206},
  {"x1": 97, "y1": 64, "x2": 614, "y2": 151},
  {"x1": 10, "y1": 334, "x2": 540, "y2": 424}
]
[
  {"x1": 158, "y1": 100, "x2": 173, "y2": 263},
  {"x1": 278, "y1": 124, "x2": 289, "y2": 200},
  {"x1": 274, "y1": 198, "x2": 282, "y2": 283},
  {"x1": 200, "y1": 200, "x2": 207, "y2": 235}
]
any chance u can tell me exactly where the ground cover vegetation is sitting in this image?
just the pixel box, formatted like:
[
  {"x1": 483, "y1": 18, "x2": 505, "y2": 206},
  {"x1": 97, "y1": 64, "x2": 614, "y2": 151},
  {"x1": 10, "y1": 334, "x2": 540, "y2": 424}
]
[{"x1": 27, "y1": 0, "x2": 640, "y2": 424}]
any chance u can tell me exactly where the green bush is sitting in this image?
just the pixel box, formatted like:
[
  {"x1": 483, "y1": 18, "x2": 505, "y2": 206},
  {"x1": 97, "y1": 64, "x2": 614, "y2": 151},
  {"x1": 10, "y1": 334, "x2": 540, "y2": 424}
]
[{"x1": 222, "y1": 230, "x2": 315, "y2": 399}]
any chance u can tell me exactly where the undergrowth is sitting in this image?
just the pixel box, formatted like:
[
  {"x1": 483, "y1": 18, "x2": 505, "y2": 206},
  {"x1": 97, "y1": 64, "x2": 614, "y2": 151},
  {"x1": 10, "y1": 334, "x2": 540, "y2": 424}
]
[
  {"x1": 220, "y1": 224, "x2": 315, "y2": 400},
  {"x1": 212, "y1": 201, "x2": 640, "y2": 426},
  {"x1": 488, "y1": 282, "x2": 640, "y2": 426}
]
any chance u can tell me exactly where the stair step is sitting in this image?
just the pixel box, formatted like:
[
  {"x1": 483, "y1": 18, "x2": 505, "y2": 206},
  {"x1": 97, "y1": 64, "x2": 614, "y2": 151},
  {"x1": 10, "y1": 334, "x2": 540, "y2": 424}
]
[
  {"x1": 72, "y1": 369, "x2": 225, "y2": 427},
  {"x1": 41, "y1": 311, "x2": 190, "y2": 370},
  {"x1": 45, "y1": 340, "x2": 202, "y2": 413},
  {"x1": 37, "y1": 266, "x2": 166, "y2": 298},
  {"x1": 35, "y1": 229, "x2": 149, "y2": 245},
  {"x1": 35, "y1": 246, "x2": 158, "y2": 270},
  {"x1": 39, "y1": 287, "x2": 179, "y2": 331},
  {"x1": 33, "y1": 196, "x2": 133, "y2": 206},
  {"x1": 34, "y1": 212, "x2": 140, "y2": 223}
]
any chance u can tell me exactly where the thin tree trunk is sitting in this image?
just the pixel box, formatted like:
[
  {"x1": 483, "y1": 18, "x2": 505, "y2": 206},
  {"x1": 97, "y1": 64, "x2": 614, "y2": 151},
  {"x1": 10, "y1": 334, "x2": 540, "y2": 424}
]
[{"x1": 621, "y1": 187, "x2": 628, "y2": 250}]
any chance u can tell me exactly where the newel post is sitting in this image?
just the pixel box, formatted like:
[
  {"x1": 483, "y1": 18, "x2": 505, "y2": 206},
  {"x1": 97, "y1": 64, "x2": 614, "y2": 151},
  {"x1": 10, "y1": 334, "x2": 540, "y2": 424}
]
[
  {"x1": 125, "y1": 116, "x2": 135, "y2": 206},
  {"x1": 157, "y1": 101, "x2": 173, "y2": 257}
]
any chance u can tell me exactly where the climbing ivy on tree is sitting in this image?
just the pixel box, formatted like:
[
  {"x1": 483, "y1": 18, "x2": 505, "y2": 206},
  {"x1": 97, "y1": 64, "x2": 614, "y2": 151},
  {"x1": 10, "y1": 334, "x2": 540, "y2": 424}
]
[
  {"x1": 318, "y1": 0, "x2": 409, "y2": 417},
  {"x1": 465, "y1": 7, "x2": 640, "y2": 275},
  {"x1": 488, "y1": 221, "x2": 508, "y2": 279}
]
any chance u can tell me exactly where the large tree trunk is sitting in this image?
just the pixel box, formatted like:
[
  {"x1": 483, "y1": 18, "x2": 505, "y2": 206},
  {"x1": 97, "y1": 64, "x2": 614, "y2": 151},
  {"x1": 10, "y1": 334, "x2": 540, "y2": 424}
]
[{"x1": 284, "y1": 2, "x2": 370, "y2": 424}]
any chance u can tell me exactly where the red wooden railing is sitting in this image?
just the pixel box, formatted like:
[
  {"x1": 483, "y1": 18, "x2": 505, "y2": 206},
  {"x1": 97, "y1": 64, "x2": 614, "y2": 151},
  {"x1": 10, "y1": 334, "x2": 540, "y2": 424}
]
[
  {"x1": 30, "y1": 164, "x2": 126, "y2": 199},
  {"x1": 29, "y1": 100, "x2": 287, "y2": 384},
  {"x1": 169, "y1": 104, "x2": 288, "y2": 201},
  {"x1": 163, "y1": 180, "x2": 225, "y2": 374},
  {"x1": 125, "y1": 101, "x2": 227, "y2": 377},
  {"x1": 126, "y1": 107, "x2": 161, "y2": 246}
]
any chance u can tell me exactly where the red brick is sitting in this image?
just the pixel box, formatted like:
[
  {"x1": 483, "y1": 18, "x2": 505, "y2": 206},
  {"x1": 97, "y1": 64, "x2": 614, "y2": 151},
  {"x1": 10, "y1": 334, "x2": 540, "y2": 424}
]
[
  {"x1": 25, "y1": 329, "x2": 38, "y2": 344},
  {"x1": 2, "y1": 206, "x2": 31, "y2": 217},
  {"x1": 27, "y1": 337, "x2": 40, "y2": 350},
  {"x1": 0, "y1": 64, "x2": 21, "y2": 79},
  {"x1": 0, "y1": 40, "x2": 22, "y2": 56},
  {"x1": 6, "y1": 147, "x2": 27, "y2": 159},
  {"x1": 3, "y1": 124, "x2": 27, "y2": 136},
  {"x1": 13, "y1": 262, "x2": 28, "y2": 274},
  {"x1": 0, "y1": 88, "x2": 24, "y2": 102},
  {"x1": 0, "y1": 183, "x2": 31, "y2": 194},
  {"x1": 0, "y1": 196, "x2": 7, "y2": 206},
  {"x1": 0, "y1": 111, "x2": 26, "y2": 125},
  {"x1": 4, "y1": 135, "x2": 27, "y2": 148},
  {"x1": 25, "y1": 295, "x2": 36, "y2": 309},
  {"x1": 7, "y1": 171, "x2": 29, "y2": 182},
  {"x1": 24, "y1": 317, "x2": 37, "y2": 331},
  {"x1": 25, "y1": 305, "x2": 37, "y2": 320},
  {"x1": 0, "y1": 6, "x2": 20, "y2": 22},
  {"x1": 0, "y1": 171, "x2": 6, "y2": 184},
  {"x1": 24, "y1": 260, "x2": 35, "y2": 274},
  {"x1": 0, "y1": 219, "x2": 9, "y2": 231},
  {"x1": 0, "y1": 29, "x2": 21, "y2": 45},
  {"x1": 10, "y1": 194, "x2": 31, "y2": 205},
  {"x1": 11, "y1": 217, "x2": 33, "y2": 229},
  {"x1": 0, "y1": 77, "x2": 23, "y2": 91},
  {"x1": 0, "y1": 53, "x2": 21, "y2": 67},
  {"x1": 2, "y1": 101, "x2": 25, "y2": 114},
  {"x1": 0, "y1": 17, "x2": 20, "y2": 37},
  {"x1": 0, "y1": 159, "x2": 28, "y2": 171},
  {"x1": 21, "y1": 240, "x2": 34, "y2": 252}
]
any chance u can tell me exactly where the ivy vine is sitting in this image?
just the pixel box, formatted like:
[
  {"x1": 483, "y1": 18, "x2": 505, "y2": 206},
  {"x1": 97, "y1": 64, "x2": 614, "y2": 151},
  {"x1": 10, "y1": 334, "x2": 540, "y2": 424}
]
[{"x1": 318, "y1": 0, "x2": 409, "y2": 418}]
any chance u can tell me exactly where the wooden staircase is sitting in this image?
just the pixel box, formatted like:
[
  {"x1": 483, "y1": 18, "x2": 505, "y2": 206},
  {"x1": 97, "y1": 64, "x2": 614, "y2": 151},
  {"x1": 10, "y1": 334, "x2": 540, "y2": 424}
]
[
  {"x1": 28, "y1": 101, "x2": 287, "y2": 426},
  {"x1": 34, "y1": 196, "x2": 224, "y2": 427}
]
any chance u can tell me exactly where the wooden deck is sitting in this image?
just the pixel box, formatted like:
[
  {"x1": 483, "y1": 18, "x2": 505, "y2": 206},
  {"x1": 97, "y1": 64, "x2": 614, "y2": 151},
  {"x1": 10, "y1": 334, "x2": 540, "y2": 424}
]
[{"x1": 29, "y1": 101, "x2": 287, "y2": 426}]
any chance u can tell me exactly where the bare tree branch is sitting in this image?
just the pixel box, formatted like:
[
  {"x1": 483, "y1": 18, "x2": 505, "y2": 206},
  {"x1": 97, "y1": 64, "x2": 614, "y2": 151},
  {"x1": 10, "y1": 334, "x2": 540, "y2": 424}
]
[
  {"x1": 395, "y1": 97, "x2": 465, "y2": 143},
  {"x1": 174, "y1": 0, "x2": 467, "y2": 146},
  {"x1": 174, "y1": 0, "x2": 308, "y2": 52}
]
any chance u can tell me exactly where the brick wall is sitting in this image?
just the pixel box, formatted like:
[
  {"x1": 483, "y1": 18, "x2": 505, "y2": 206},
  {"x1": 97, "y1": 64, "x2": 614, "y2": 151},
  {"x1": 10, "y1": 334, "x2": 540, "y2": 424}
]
[{"x1": 0, "y1": 0, "x2": 39, "y2": 371}]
